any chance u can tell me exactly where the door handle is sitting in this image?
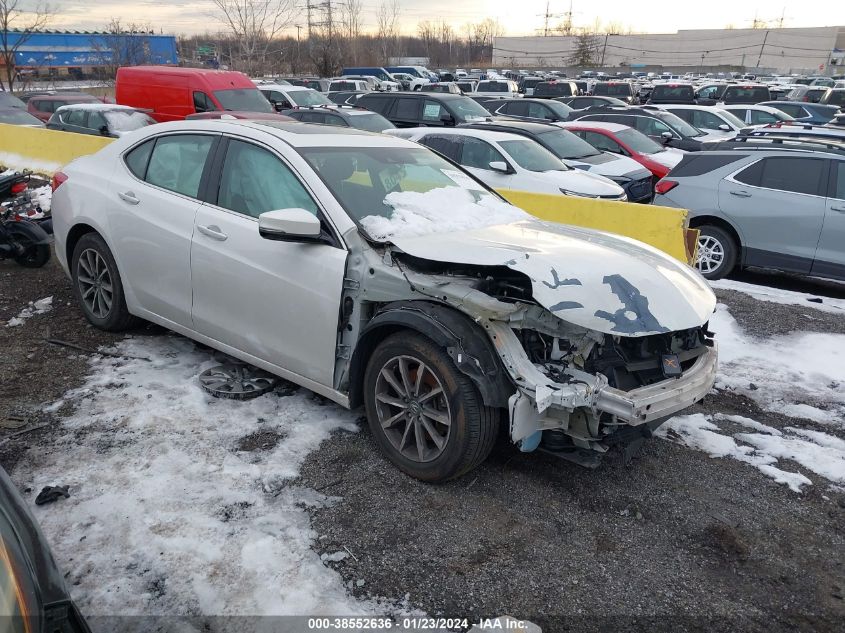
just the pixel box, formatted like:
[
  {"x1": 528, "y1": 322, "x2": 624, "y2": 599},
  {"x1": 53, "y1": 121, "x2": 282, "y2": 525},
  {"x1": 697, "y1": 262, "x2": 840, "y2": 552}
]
[
  {"x1": 831, "y1": 205, "x2": 845, "y2": 213},
  {"x1": 197, "y1": 224, "x2": 228, "y2": 241},
  {"x1": 118, "y1": 191, "x2": 140, "y2": 205},
  {"x1": 729, "y1": 190, "x2": 752, "y2": 198}
]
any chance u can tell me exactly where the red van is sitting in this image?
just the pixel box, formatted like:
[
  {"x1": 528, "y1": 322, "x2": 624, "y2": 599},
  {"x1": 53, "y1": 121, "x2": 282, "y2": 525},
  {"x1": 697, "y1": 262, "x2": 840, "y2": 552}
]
[{"x1": 115, "y1": 66, "x2": 274, "y2": 122}]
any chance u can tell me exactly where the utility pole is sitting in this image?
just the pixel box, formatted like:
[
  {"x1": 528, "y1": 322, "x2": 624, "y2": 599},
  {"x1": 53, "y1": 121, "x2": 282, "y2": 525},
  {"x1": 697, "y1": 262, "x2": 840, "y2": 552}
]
[
  {"x1": 295, "y1": 24, "x2": 302, "y2": 75},
  {"x1": 307, "y1": 0, "x2": 313, "y2": 38},
  {"x1": 600, "y1": 32, "x2": 609, "y2": 68},
  {"x1": 756, "y1": 29, "x2": 770, "y2": 68}
]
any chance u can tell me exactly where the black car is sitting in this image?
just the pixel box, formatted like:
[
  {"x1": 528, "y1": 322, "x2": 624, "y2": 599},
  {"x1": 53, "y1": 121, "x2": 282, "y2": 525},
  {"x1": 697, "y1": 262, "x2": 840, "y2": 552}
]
[
  {"x1": 283, "y1": 105, "x2": 395, "y2": 131},
  {"x1": 571, "y1": 106, "x2": 713, "y2": 151},
  {"x1": 356, "y1": 92, "x2": 492, "y2": 127},
  {"x1": 647, "y1": 83, "x2": 696, "y2": 104},
  {"x1": 532, "y1": 81, "x2": 579, "y2": 99},
  {"x1": 592, "y1": 81, "x2": 638, "y2": 104},
  {"x1": 326, "y1": 90, "x2": 368, "y2": 106},
  {"x1": 721, "y1": 84, "x2": 771, "y2": 105},
  {"x1": 0, "y1": 467, "x2": 91, "y2": 632},
  {"x1": 459, "y1": 119, "x2": 654, "y2": 203},
  {"x1": 489, "y1": 98, "x2": 573, "y2": 122},
  {"x1": 557, "y1": 95, "x2": 628, "y2": 110},
  {"x1": 694, "y1": 83, "x2": 729, "y2": 105}
]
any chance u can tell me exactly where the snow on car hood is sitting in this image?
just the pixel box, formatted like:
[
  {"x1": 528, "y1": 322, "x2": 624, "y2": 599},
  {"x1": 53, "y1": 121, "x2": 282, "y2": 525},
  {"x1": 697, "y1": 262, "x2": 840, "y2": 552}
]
[{"x1": 390, "y1": 220, "x2": 716, "y2": 336}]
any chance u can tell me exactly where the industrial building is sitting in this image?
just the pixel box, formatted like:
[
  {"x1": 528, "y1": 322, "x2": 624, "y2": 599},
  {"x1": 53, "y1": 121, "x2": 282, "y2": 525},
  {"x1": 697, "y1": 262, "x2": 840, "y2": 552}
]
[
  {"x1": 0, "y1": 30, "x2": 179, "y2": 78},
  {"x1": 493, "y1": 25, "x2": 845, "y2": 74}
]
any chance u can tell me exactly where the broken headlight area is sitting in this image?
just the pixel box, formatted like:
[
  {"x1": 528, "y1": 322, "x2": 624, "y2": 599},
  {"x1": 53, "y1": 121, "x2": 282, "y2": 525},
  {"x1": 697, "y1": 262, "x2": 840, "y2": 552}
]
[{"x1": 509, "y1": 324, "x2": 716, "y2": 466}]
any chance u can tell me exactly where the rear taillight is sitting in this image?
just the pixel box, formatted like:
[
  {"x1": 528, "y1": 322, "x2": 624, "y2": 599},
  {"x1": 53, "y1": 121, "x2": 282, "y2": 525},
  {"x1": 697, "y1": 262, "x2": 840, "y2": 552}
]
[
  {"x1": 10, "y1": 182, "x2": 26, "y2": 195},
  {"x1": 51, "y1": 171, "x2": 68, "y2": 192},
  {"x1": 654, "y1": 179, "x2": 678, "y2": 195}
]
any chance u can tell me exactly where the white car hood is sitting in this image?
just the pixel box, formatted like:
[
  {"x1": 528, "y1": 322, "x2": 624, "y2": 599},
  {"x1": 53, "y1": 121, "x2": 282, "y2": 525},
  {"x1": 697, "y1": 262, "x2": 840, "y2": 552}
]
[
  {"x1": 391, "y1": 220, "x2": 716, "y2": 336},
  {"x1": 558, "y1": 169, "x2": 625, "y2": 196},
  {"x1": 649, "y1": 148, "x2": 685, "y2": 169}
]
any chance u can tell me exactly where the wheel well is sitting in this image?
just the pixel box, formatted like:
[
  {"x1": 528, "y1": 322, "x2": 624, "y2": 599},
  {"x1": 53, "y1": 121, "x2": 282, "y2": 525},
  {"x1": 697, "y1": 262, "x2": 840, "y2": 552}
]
[
  {"x1": 65, "y1": 223, "x2": 98, "y2": 267},
  {"x1": 688, "y1": 216, "x2": 742, "y2": 254},
  {"x1": 347, "y1": 302, "x2": 514, "y2": 410}
]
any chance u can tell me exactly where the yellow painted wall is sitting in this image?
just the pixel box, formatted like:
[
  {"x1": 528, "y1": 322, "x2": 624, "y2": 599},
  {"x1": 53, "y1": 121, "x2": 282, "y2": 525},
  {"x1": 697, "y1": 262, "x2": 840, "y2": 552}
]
[
  {"x1": 496, "y1": 189, "x2": 696, "y2": 264},
  {"x1": 0, "y1": 124, "x2": 113, "y2": 175}
]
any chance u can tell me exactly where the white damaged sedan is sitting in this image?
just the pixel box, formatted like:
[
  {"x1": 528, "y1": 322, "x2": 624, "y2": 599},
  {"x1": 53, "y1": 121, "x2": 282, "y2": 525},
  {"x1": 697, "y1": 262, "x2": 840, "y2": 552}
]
[{"x1": 52, "y1": 120, "x2": 717, "y2": 481}]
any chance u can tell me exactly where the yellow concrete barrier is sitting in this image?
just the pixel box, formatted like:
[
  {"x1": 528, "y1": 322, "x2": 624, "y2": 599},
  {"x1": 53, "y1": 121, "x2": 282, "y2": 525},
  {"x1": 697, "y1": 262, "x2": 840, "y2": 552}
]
[
  {"x1": 496, "y1": 188, "x2": 697, "y2": 265},
  {"x1": 0, "y1": 123, "x2": 113, "y2": 175}
]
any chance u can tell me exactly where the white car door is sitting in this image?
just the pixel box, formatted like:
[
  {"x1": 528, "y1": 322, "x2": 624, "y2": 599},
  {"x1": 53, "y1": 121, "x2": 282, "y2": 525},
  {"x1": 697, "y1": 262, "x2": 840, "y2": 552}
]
[
  {"x1": 456, "y1": 136, "x2": 515, "y2": 189},
  {"x1": 189, "y1": 137, "x2": 347, "y2": 387},
  {"x1": 812, "y1": 160, "x2": 845, "y2": 278},
  {"x1": 109, "y1": 132, "x2": 219, "y2": 327}
]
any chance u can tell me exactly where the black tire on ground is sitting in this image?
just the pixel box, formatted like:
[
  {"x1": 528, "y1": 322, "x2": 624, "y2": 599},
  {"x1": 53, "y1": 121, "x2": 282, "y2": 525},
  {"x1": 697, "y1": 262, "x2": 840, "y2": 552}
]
[
  {"x1": 696, "y1": 224, "x2": 738, "y2": 280},
  {"x1": 71, "y1": 232, "x2": 141, "y2": 331},
  {"x1": 363, "y1": 331, "x2": 499, "y2": 482},
  {"x1": 14, "y1": 243, "x2": 50, "y2": 268}
]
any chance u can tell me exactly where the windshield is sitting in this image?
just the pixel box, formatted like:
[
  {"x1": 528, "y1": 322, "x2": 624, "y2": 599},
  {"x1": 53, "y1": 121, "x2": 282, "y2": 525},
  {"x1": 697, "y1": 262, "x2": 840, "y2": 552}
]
[
  {"x1": 350, "y1": 112, "x2": 394, "y2": 132},
  {"x1": 0, "y1": 93, "x2": 25, "y2": 109},
  {"x1": 449, "y1": 97, "x2": 491, "y2": 121},
  {"x1": 477, "y1": 81, "x2": 510, "y2": 92},
  {"x1": 499, "y1": 140, "x2": 565, "y2": 172},
  {"x1": 288, "y1": 89, "x2": 333, "y2": 107},
  {"x1": 537, "y1": 128, "x2": 600, "y2": 159},
  {"x1": 0, "y1": 109, "x2": 43, "y2": 125},
  {"x1": 716, "y1": 109, "x2": 746, "y2": 129},
  {"x1": 615, "y1": 127, "x2": 664, "y2": 154},
  {"x1": 659, "y1": 111, "x2": 703, "y2": 137},
  {"x1": 213, "y1": 89, "x2": 273, "y2": 113},
  {"x1": 298, "y1": 146, "x2": 526, "y2": 239},
  {"x1": 595, "y1": 83, "x2": 631, "y2": 97},
  {"x1": 104, "y1": 110, "x2": 156, "y2": 132}
]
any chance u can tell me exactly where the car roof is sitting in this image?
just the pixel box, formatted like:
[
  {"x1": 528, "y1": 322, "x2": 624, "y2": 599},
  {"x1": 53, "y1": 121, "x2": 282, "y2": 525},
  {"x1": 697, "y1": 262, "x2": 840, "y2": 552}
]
[
  {"x1": 462, "y1": 119, "x2": 559, "y2": 134},
  {"x1": 407, "y1": 127, "x2": 529, "y2": 143},
  {"x1": 558, "y1": 120, "x2": 627, "y2": 133},
  {"x1": 259, "y1": 84, "x2": 311, "y2": 92},
  {"x1": 55, "y1": 103, "x2": 140, "y2": 112},
  {"x1": 129, "y1": 119, "x2": 413, "y2": 149}
]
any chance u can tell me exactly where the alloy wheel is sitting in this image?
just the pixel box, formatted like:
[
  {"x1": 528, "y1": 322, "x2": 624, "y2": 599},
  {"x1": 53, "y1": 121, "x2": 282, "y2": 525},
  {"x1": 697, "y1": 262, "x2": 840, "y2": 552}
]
[
  {"x1": 199, "y1": 364, "x2": 278, "y2": 400},
  {"x1": 696, "y1": 235, "x2": 725, "y2": 275},
  {"x1": 77, "y1": 248, "x2": 113, "y2": 319},
  {"x1": 374, "y1": 355, "x2": 452, "y2": 463}
]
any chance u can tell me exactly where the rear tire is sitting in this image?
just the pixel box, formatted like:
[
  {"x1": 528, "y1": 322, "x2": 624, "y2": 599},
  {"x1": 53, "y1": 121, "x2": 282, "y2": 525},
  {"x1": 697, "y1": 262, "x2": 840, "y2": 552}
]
[
  {"x1": 363, "y1": 331, "x2": 499, "y2": 482},
  {"x1": 71, "y1": 233, "x2": 141, "y2": 331},
  {"x1": 695, "y1": 225, "x2": 738, "y2": 280}
]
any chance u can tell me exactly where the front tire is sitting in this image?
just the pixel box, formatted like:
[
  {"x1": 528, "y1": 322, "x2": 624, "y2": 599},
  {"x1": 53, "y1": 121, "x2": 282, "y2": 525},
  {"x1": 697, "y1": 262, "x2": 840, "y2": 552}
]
[
  {"x1": 71, "y1": 233, "x2": 140, "y2": 331},
  {"x1": 695, "y1": 225, "x2": 738, "y2": 280},
  {"x1": 15, "y1": 242, "x2": 50, "y2": 268},
  {"x1": 363, "y1": 332, "x2": 499, "y2": 482}
]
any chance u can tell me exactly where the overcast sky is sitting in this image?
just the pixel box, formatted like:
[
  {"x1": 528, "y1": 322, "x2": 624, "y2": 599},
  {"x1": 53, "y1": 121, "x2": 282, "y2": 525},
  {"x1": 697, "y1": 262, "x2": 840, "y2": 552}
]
[{"x1": 35, "y1": 0, "x2": 845, "y2": 37}]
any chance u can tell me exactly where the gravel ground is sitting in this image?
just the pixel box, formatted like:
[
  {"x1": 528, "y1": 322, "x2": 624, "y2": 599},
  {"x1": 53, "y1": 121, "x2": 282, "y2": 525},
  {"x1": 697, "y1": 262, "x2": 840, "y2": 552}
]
[{"x1": 1, "y1": 250, "x2": 844, "y2": 632}]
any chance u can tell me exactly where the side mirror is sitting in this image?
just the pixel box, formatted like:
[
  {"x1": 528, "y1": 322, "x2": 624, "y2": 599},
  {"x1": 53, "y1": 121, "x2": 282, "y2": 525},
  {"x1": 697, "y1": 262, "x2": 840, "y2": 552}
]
[
  {"x1": 274, "y1": 102, "x2": 287, "y2": 112},
  {"x1": 99, "y1": 125, "x2": 111, "y2": 136},
  {"x1": 489, "y1": 161, "x2": 510, "y2": 173},
  {"x1": 660, "y1": 131, "x2": 673, "y2": 143},
  {"x1": 440, "y1": 112, "x2": 455, "y2": 125},
  {"x1": 258, "y1": 209, "x2": 323, "y2": 242}
]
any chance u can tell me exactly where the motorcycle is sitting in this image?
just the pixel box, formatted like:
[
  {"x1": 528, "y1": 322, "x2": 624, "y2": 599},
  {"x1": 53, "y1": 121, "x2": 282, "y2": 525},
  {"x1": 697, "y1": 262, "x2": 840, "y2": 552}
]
[{"x1": 0, "y1": 171, "x2": 51, "y2": 268}]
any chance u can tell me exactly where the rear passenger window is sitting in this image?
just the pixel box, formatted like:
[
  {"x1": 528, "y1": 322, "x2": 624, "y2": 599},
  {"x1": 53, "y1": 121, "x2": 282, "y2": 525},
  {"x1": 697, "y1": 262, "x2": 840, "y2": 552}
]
[
  {"x1": 460, "y1": 137, "x2": 506, "y2": 170},
  {"x1": 393, "y1": 98, "x2": 419, "y2": 120},
  {"x1": 125, "y1": 139, "x2": 155, "y2": 179},
  {"x1": 64, "y1": 109, "x2": 86, "y2": 126},
  {"x1": 834, "y1": 163, "x2": 845, "y2": 200},
  {"x1": 756, "y1": 157, "x2": 826, "y2": 196},
  {"x1": 501, "y1": 101, "x2": 528, "y2": 117},
  {"x1": 422, "y1": 100, "x2": 445, "y2": 122},
  {"x1": 217, "y1": 140, "x2": 319, "y2": 218},
  {"x1": 733, "y1": 159, "x2": 764, "y2": 186},
  {"x1": 146, "y1": 135, "x2": 215, "y2": 198},
  {"x1": 419, "y1": 135, "x2": 462, "y2": 162}
]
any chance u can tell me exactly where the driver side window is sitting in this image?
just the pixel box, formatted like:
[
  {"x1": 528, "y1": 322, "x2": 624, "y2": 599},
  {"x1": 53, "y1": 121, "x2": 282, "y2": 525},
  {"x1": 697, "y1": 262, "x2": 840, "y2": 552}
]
[
  {"x1": 459, "y1": 137, "x2": 506, "y2": 170},
  {"x1": 217, "y1": 140, "x2": 319, "y2": 219},
  {"x1": 193, "y1": 91, "x2": 215, "y2": 113}
]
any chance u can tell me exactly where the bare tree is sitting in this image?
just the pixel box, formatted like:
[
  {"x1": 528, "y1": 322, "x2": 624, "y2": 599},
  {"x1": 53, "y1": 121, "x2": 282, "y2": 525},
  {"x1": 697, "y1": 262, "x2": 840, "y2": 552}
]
[
  {"x1": 0, "y1": 0, "x2": 54, "y2": 91},
  {"x1": 376, "y1": 0, "x2": 400, "y2": 63},
  {"x1": 212, "y1": 0, "x2": 299, "y2": 75},
  {"x1": 90, "y1": 18, "x2": 154, "y2": 79},
  {"x1": 339, "y1": 0, "x2": 363, "y2": 65}
]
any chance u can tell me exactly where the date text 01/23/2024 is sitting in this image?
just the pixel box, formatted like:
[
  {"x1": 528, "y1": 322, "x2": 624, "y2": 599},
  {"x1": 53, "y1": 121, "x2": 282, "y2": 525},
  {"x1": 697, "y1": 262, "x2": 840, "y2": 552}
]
[{"x1": 307, "y1": 617, "x2": 534, "y2": 630}]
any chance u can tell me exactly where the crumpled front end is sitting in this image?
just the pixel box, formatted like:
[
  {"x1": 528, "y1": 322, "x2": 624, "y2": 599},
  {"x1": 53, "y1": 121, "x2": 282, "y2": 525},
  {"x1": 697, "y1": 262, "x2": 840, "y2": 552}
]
[{"x1": 486, "y1": 311, "x2": 717, "y2": 465}]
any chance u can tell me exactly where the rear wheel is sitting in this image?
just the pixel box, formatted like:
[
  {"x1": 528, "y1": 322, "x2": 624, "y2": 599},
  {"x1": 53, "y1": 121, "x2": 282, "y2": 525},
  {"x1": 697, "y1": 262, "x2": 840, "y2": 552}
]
[
  {"x1": 695, "y1": 225, "x2": 738, "y2": 280},
  {"x1": 14, "y1": 241, "x2": 50, "y2": 268},
  {"x1": 72, "y1": 233, "x2": 140, "y2": 331},
  {"x1": 363, "y1": 332, "x2": 498, "y2": 482}
]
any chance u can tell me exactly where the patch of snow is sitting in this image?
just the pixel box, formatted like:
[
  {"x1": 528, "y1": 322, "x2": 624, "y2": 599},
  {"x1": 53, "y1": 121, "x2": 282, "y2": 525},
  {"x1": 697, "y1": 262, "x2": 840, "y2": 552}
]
[
  {"x1": 0, "y1": 152, "x2": 61, "y2": 176},
  {"x1": 778, "y1": 403, "x2": 839, "y2": 425},
  {"x1": 360, "y1": 187, "x2": 528, "y2": 240},
  {"x1": 658, "y1": 412, "x2": 845, "y2": 493},
  {"x1": 710, "y1": 279, "x2": 845, "y2": 315},
  {"x1": 5, "y1": 296, "x2": 52, "y2": 327},
  {"x1": 710, "y1": 303, "x2": 845, "y2": 427},
  {"x1": 29, "y1": 184, "x2": 52, "y2": 213},
  {"x1": 13, "y1": 336, "x2": 412, "y2": 618}
]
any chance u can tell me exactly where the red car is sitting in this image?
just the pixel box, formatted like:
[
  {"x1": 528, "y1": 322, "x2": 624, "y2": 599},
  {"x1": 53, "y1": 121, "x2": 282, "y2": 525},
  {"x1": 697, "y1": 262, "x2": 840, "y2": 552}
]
[
  {"x1": 27, "y1": 93, "x2": 101, "y2": 123},
  {"x1": 559, "y1": 120, "x2": 686, "y2": 180}
]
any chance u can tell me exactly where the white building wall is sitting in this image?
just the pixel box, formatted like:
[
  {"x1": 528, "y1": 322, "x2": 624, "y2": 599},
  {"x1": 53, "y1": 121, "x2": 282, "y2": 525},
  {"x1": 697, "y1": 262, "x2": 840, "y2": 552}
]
[{"x1": 493, "y1": 26, "x2": 843, "y2": 73}]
